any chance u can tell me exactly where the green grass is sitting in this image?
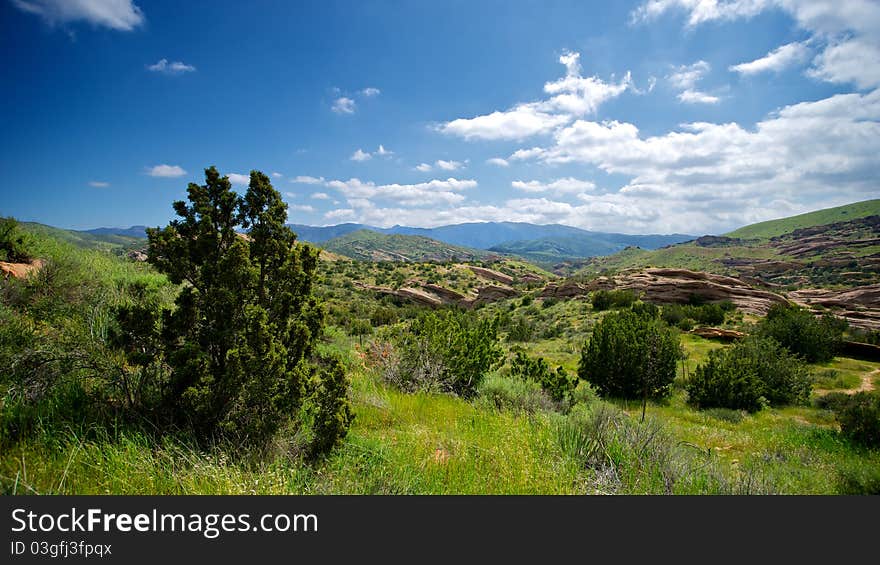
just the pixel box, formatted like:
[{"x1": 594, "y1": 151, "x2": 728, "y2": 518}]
[
  {"x1": 322, "y1": 230, "x2": 493, "y2": 263},
  {"x1": 725, "y1": 199, "x2": 880, "y2": 240}
]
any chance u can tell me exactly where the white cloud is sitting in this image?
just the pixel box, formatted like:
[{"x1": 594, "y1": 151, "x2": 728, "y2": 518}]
[
  {"x1": 501, "y1": 88, "x2": 880, "y2": 232},
  {"x1": 284, "y1": 192, "x2": 297, "y2": 198},
  {"x1": 634, "y1": 0, "x2": 880, "y2": 90},
  {"x1": 325, "y1": 208, "x2": 356, "y2": 221},
  {"x1": 147, "y1": 164, "x2": 186, "y2": 178},
  {"x1": 435, "y1": 159, "x2": 465, "y2": 171},
  {"x1": 147, "y1": 59, "x2": 196, "y2": 74},
  {"x1": 415, "y1": 163, "x2": 433, "y2": 172},
  {"x1": 376, "y1": 144, "x2": 393, "y2": 156},
  {"x1": 311, "y1": 192, "x2": 330, "y2": 200},
  {"x1": 325, "y1": 177, "x2": 477, "y2": 208},
  {"x1": 677, "y1": 89, "x2": 721, "y2": 104},
  {"x1": 808, "y1": 37, "x2": 880, "y2": 89},
  {"x1": 730, "y1": 41, "x2": 811, "y2": 75},
  {"x1": 227, "y1": 173, "x2": 250, "y2": 186},
  {"x1": 272, "y1": 172, "x2": 283, "y2": 178},
  {"x1": 512, "y1": 178, "x2": 596, "y2": 194},
  {"x1": 289, "y1": 204, "x2": 316, "y2": 213},
  {"x1": 12, "y1": 0, "x2": 145, "y2": 31},
  {"x1": 361, "y1": 87, "x2": 381, "y2": 97},
  {"x1": 668, "y1": 60, "x2": 711, "y2": 90},
  {"x1": 667, "y1": 60, "x2": 720, "y2": 103},
  {"x1": 88, "y1": 180, "x2": 109, "y2": 187},
  {"x1": 332, "y1": 97, "x2": 356, "y2": 114},
  {"x1": 438, "y1": 51, "x2": 633, "y2": 141},
  {"x1": 291, "y1": 175, "x2": 325, "y2": 184},
  {"x1": 486, "y1": 157, "x2": 510, "y2": 167},
  {"x1": 350, "y1": 149, "x2": 372, "y2": 162}
]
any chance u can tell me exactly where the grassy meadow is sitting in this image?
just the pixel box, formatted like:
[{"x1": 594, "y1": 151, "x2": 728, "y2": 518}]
[{"x1": 2, "y1": 221, "x2": 879, "y2": 496}]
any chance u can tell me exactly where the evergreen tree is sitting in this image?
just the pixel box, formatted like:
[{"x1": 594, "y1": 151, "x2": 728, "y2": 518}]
[{"x1": 146, "y1": 167, "x2": 350, "y2": 451}]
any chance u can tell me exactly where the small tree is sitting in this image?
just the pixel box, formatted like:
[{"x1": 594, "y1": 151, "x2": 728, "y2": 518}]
[
  {"x1": 756, "y1": 304, "x2": 846, "y2": 363},
  {"x1": 685, "y1": 336, "x2": 812, "y2": 412},
  {"x1": 0, "y1": 217, "x2": 31, "y2": 263},
  {"x1": 578, "y1": 309, "x2": 680, "y2": 401},
  {"x1": 146, "y1": 167, "x2": 350, "y2": 453}
]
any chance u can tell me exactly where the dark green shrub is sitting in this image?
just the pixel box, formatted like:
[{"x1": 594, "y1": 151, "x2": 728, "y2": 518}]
[
  {"x1": 686, "y1": 336, "x2": 812, "y2": 412},
  {"x1": 509, "y1": 348, "x2": 575, "y2": 403},
  {"x1": 386, "y1": 309, "x2": 503, "y2": 397},
  {"x1": 591, "y1": 289, "x2": 637, "y2": 311},
  {"x1": 0, "y1": 217, "x2": 31, "y2": 263},
  {"x1": 507, "y1": 316, "x2": 534, "y2": 342},
  {"x1": 756, "y1": 304, "x2": 847, "y2": 363},
  {"x1": 835, "y1": 392, "x2": 880, "y2": 448},
  {"x1": 578, "y1": 310, "x2": 680, "y2": 400},
  {"x1": 370, "y1": 306, "x2": 398, "y2": 327},
  {"x1": 541, "y1": 297, "x2": 559, "y2": 309},
  {"x1": 145, "y1": 167, "x2": 350, "y2": 453}
]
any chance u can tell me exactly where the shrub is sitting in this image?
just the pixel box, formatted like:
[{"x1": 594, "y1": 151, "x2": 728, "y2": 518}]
[
  {"x1": 384, "y1": 309, "x2": 503, "y2": 397},
  {"x1": 591, "y1": 289, "x2": 637, "y2": 311},
  {"x1": 477, "y1": 373, "x2": 555, "y2": 413},
  {"x1": 756, "y1": 304, "x2": 847, "y2": 363},
  {"x1": 0, "y1": 217, "x2": 31, "y2": 263},
  {"x1": 370, "y1": 306, "x2": 398, "y2": 327},
  {"x1": 835, "y1": 392, "x2": 880, "y2": 448},
  {"x1": 685, "y1": 336, "x2": 812, "y2": 412},
  {"x1": 507, "y1": 316, "x2": 534, "y2": 342},
  {"x1": 509, "y1": 348, "x2": 575, "y2": 403},
  {"x1": 144, "y1": 167, "x2": 351, "y2": 453},
  {"x1": 578, "y1": 309, "x2": 680, "y2": 400}
]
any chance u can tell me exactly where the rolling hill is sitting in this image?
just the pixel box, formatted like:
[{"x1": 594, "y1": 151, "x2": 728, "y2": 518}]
[
  {"x1": 577, "y1": 199, "x2": 880, "y2": 288},
  {"x1": 320, "y1": 230, "x2": 495, "y2": 262},
  {"x1": 726, "y1": 199, "x2": 880, "y2": 240}
]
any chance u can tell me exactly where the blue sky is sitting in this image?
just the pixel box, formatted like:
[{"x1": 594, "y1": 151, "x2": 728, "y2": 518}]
[{"x1": 1, "y1": 0, "x2": 878, "y2": 234}]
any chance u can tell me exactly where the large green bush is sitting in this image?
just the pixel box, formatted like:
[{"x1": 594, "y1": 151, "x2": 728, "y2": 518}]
[
  {"x1": 590, "y1": 289, "x2": 637, "y2": 311},
  {"x1": 383, "y1": 309, "x2": 503, "y2": 397},
  {"x1": 0, "y1": 217, "x2": 31, "y2": 263},
  {"x1": 686, "y1": 336, "x2": 812, "y2": 412},
  {"x1": 578, "y1": 309, "x2": 680, "y2": 400},
  {"x1": 834, "y1": 392, "x2": 880, "y2": 448},
  {"x1": 145, "y1": 167, "x2": 351, "y2": 453},
  {"x1": 756, "y1": 304, "x2": 847, "y2": 363}
]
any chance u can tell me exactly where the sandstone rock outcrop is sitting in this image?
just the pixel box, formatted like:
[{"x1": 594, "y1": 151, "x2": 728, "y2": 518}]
[
  {"x1": 465, "y1": 265, "x2": 514, "y2": 285},
  {"x1": 0, "y1": 259, "x2": 43, "y2": 280}
]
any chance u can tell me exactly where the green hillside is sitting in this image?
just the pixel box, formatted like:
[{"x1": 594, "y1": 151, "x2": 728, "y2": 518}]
[
  {"x1": 21, "y1": 221, "x2": 145, "y2": 253},
  {"x1": 725, "y1": 199, "x2": 880, "y2": 240},
  {"x1": 578, "y1": 199, "x2": 880, "y2": 287},
  {"x1": 322, "y1": 229, "x2": 494, "y2": 262}
]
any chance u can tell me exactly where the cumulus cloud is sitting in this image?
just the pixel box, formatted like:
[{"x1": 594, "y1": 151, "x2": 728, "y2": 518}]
[
  {"x1": 416, "y1": 159, "x2": 466, "y2": 172},
  {"x1": 272, "y1": 172, "x2": 283, "y2": 178},
  {"x1": 147, "y1": 59, "x2": 196, "y2": 74},
  {"x1": 730, "y1": 41, "x2": 811, "y2": 75},
  {"x1": 12, "y1": 0, "x2": 145, "y2": 31},
  {"x1": 512, "y1": 178, "x2": 596, "y2": 195},
  {"x1": 486, "y1": 157, "x2": 510, "y2": 167},
  {"x1": 438, "y1": 51, "x2": 634, "y2": 140},
  {"x1": 227, "y1": 173, "x2": 250, "y2": 186},
  {"x1": 332, "y1": 97, "x2": 356, "y2": 114},
  {"x1": 147, "y1": 164, "x2": 186, "y2": 178},
  {"x1": 634, "y1": 0, "x2": 880, "y2": 90},
  {"x1": 501, "y1": 87, "x2": 880, "y2": 232},
  {"x1": 311, "y1": 192, "x2": 330, "y2": 200},
  {"x1": 350, "y1": 149, "x2": 372, "y2": 162},
  {"x1": 667, "y1": 60, "x2": 720, "y2": 104},
  {"x1": 361, "y1": 87, "x2": 381, "y2": 97},
  {"x1": 325, "y1": 177, "x2": 477, "y2": 207},
  {"x1": 289, "y1": 204, "x2": 316, "y2": 213},
  {"x1": 291, "y1": 175, "x2": 325, "y2": 184}
]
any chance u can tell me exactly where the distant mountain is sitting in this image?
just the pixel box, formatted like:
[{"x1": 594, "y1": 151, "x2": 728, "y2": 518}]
[
  {"x1": 82, "y1": 225, "x2": 148, "y2": 238},
  {"x1": 321, "y1": 230, "x2": 493, "y2": 263},
  {"x1": 490, "y1": 232, "x2": 694, "y2": 266},
  {"x1": 289, "y1": 221, "x2": 692, "y2": 255},
  {"x1": 288, "y1": 223, "x2": 372, "y2": 243},
  {"x1": 23, "y1": 223, "x2": 144, "y2": 252}
]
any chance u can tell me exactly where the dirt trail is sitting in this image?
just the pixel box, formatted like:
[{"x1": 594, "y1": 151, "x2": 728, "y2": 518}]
[{"x1": 852, "y1": 369, "x2": 878, "y2": 394}]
